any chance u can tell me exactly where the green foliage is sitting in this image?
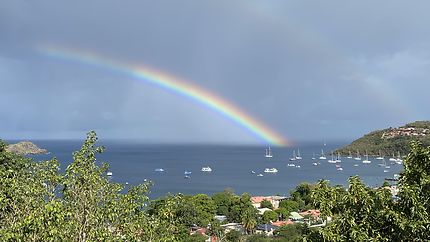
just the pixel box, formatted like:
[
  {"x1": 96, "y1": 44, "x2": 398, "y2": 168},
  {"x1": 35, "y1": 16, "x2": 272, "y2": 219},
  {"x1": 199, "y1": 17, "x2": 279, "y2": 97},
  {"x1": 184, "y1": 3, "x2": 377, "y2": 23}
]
[
  {"x1": 291, "y1": 182, "x2": 315, "y2": 207},
  {"x1": 279, "y1": 200, "x2": 299, "y2": 214},
  {"x1": 187, "y1": 233, "x2": 207, "y2": 242},
  {"x1": 245, "y1": 234, "x2": 272, "y2": 242},
  {"x1": 260, "y1": 199, "x2": 273, "y2": 209},
  {"x1": 0, "y1": 131, "x2": 180, "y2": 241},
  {"x1": 310, "y1": 141, "x2": 430, "y2": 241},
  {"x1": 5, "y1": 132, "x2": 430, "y2": 241},
  {"x1": 225, "y1": 229, "x2": 242, "y2": 241},
  {"x1": 336, "y1": 121, "x2": 430, "y2": 156},
  {"x1": 274, "y1": 223, "x2": 311, "y2": 241},
  {"x1": 241, "y1": 207, "x2": 258, "y2": 235},
  {"x1": 262, "y1": 210, "x2": 278, "y2": 224},
  {"x1": 274, "y1": 208, "x2": 289, "y2": 221},
  {"x1": 212, "y1": 190, "x2": 257, "y2": 224}
]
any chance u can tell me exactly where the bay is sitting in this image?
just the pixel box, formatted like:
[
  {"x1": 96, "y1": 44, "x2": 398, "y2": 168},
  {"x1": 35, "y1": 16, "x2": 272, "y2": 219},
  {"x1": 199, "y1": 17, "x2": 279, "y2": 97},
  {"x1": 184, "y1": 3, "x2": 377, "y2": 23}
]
[{"x1": 25, "y1": 140, "x2": 402, "y2": 199}]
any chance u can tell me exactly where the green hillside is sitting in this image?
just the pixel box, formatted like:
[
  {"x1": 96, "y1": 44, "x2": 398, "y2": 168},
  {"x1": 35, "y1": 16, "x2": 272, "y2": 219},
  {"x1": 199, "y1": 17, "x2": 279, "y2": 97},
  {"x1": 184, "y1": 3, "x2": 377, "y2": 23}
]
[{"x1": 336, "y1": 121, "x2": 430, "y2": 157}]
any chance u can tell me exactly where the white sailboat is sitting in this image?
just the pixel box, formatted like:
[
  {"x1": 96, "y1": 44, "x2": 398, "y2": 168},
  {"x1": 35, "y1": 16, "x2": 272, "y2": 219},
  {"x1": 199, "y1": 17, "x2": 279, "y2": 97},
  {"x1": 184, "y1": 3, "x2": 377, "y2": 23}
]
[
  {"x1": 389, "y1": 153, "x2": 397, "y2": 162},
  {"x1": 335, "y1": 153, "x2": 342, "y2": 163},
  {"x1": 347, "y1": 151, "x2": 353, "y2": 159},
  {"x1": 362, "y1": 152, "x2": 371, "y2": 164},
  {"x1": 290, "y1": 150, "x2": 297, "y2": 161},
  {"x1": 354, "y1": 150, "x2": 362, "y2": 161},
  {"x1": 319, "y1": 149, "x2": 327, "y2": 160},
  {"x1": 376, "y1": 150, "x2": 384, "y2": 160},
  {"x1": 296, "y1": 149, "x2": 303, "y2": 160},
  {"x1": 395, "y1": 151, "x2": 403, "y2": 164},
  {"x1": 265, "y1": 147, "x2": 273, "y2": 158},
  {"x1": 328, "y1": 153, "x2": 337, "y2": 163}
]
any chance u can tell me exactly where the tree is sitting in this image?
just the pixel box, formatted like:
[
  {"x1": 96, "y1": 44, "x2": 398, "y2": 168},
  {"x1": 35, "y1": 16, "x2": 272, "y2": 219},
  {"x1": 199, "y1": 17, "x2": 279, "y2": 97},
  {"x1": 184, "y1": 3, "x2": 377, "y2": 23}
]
[
  {"x1": 0, "y1": 132, "x2": 182, "y2": 241},
  {"x1": 191, "y1": 194, "x2": 216, "y2": 226},
  {"x1": 260, "y1": 199, "x2": 273, "y2": 209},
  {"x1": 291, "y1": 182, "x2": 315, "y2": 206},
  {"x1": 275, "y1": 208, "x2": 289, "y2": 221},
  {"x1": 309, "y1": 141, "x2": 430, "y2": 241},
  {"x1": 274, "y1": 223, "x2": 311, "y2": 241},
  {"x1": 225, "y1": 230, "x2": 241, "y2": 242},
  {"x1": 262, "y1": 210, "x2": 278, "y2": 224},
  {"x1": 241, "y1": 207, "x2": 258, "y2": 235},
  {"x1": 396, "y1": 141, "x2": 430, "y2": 240},
  {"x1": 279, "y1": 200, "x2": 299, "y2": 214}
]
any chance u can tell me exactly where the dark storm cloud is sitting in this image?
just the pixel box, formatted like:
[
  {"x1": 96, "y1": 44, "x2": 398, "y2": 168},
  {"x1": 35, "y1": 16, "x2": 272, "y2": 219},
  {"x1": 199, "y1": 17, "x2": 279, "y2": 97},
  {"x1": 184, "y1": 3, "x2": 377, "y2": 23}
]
[{"x1": 1, "y1": 0, "x2": 430, "y2": 143}]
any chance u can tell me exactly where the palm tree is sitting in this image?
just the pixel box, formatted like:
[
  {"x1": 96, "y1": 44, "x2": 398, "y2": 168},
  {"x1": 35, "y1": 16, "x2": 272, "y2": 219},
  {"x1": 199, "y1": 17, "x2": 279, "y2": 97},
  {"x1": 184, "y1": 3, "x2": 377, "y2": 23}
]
[{"x1": 241, "y1": 208, "x2": 257, "y2": 235}]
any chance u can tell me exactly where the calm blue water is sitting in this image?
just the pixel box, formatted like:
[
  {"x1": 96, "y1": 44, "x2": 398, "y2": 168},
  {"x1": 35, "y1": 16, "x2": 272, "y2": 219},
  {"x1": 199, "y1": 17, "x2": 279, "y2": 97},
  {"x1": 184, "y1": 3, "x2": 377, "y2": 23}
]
[{"x1": 23, "y1": 140, "x2": 403, "y2": 199}]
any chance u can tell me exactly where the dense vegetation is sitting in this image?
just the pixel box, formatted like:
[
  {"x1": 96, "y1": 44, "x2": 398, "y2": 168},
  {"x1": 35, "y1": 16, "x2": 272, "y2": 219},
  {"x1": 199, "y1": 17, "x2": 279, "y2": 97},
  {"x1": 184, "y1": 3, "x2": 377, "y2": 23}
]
[
  {"x1": 1, "y1": 131, "x2": 430, "y2": 241},
  {"x1": 336, "y1": 120, "x2": 430, "y2": 156}
]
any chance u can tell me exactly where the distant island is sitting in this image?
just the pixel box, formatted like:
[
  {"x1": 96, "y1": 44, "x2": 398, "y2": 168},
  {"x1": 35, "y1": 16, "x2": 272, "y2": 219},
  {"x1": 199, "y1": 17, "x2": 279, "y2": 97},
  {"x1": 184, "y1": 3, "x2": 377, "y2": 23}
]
[
  {"x1": 336, "y1": 121, "x2": 430, "y2": 157},
  {"x1": 6, "y1": 141, "x2": 48, "y2": 155}
]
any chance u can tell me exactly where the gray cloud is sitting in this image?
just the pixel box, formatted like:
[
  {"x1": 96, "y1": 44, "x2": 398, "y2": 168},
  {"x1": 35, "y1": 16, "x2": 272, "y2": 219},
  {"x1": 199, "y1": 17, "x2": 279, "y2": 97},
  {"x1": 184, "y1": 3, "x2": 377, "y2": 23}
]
[{"x1": 1, "y1": 0, "x2": 430, "y2": 143}]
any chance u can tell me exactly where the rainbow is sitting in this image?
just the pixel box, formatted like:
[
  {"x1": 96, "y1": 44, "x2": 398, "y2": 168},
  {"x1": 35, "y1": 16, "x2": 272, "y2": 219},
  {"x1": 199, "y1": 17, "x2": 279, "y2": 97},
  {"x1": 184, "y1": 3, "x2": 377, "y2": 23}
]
[{"x1": 37, "y1": 45, "x2": 289, "y2": 146}]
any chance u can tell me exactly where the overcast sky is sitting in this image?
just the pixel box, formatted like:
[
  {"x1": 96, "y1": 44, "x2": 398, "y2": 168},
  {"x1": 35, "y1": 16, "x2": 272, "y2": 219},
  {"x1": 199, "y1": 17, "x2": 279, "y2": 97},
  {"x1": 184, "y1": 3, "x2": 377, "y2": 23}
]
[{"x1": 1, "y1": 0, "x2": 430, "y2": 145}]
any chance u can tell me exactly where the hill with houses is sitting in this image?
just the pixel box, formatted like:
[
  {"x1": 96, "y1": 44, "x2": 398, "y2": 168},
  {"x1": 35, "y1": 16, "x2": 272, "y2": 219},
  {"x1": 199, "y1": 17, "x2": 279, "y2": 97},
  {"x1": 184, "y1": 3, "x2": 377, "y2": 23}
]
[{"x1": 335, "y1": 121, "x2": 430, "y2": 157}]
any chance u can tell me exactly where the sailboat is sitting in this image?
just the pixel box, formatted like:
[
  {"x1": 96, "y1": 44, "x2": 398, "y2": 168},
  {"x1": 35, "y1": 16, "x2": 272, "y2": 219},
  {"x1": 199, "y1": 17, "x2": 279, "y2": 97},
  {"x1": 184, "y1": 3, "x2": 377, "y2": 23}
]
[
  {"x1": 295, "y1": 149, "x2": 302, "y2": 160},
  {"x1": 335, "y1": 153, "x2": 342, "y2": 163},
  {"x1": 354, "y1": 150, "x2": 362, "y2": 161},
  {"x1": 290, "y1": 150, "x2": 297, "y2": 161},
  {"x1": 362, "y1": 151, "x2": 371, "y2": 164},
  {"x1": 395, "y1": 151, "x2": 403, "y2": 164},
  {"x1": 389, "y1": 153, "x2": 397, "y2": 162},
  {"x1": 376, "y1": 150, "x2": 384, "y2": 160},
  {"x1": 312, "y1": 152, "x2": 316, "y2": 160},
  {"x1": 319, "y1": 149, "x2": 327, "y2": 160},
  {"x1": 265, "y1": 147, "x2": 273, "y2": 158},
  {"x1": 347, "y1": 151, "x2": 353, "y2": 159},
  {"x1": 328, "y1": 153, "x2": 337, "y2": 164}
]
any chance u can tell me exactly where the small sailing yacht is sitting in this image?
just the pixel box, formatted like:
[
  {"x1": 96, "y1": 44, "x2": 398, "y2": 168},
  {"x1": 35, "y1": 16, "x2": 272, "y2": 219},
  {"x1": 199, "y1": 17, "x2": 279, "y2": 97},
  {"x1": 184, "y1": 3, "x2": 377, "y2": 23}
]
[
  {"x1": 290, "y1": 150, "x2": 297, "y2": 161},
  {"x1": 354, "y1": 150, "x2": 362, "y2": 161},
  {"x1": 395, "y1": 151, "x2": 403, "y2": 164},
  {"x1": 265, "y1": 147, "x2": 273, "y2": 158},
  {"x1": 319, "y1": 149, "x2": 327, "y2": 160},
  {"x1": 328, "y1": 153, "x2": 337, "y2": 163},
  {"x1": 389, "y1": 152, "x2": 397, "y2": 162},
  {"x1": 376, "y1": 150, "x2": 384, "y2": 160},
  {"x1": 362, "y1": 151, "x2": 371, "y2": 164},
  {"x1": 347, "y1": 151, "x2": 353, "y2": 159},
  {"x1": 296, "y1": 149, "x2": 303, "y2": 160},
  {"x1": 335, "y1": 153, "x2": 342, "y2": 163}
]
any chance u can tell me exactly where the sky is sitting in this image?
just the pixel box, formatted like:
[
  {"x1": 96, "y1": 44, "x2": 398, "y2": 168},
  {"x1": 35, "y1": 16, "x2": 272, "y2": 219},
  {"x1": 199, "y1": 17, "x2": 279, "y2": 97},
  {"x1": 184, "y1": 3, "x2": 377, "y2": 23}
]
[{"x1": 1, "y1": 0, "x2": 430, "y2": 145}]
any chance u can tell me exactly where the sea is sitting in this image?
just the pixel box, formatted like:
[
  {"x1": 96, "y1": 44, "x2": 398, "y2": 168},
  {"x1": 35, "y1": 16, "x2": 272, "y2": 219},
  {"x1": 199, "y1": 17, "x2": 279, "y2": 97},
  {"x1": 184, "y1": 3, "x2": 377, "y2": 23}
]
[{"x1": 21, "y1": 140, "x2": 403, "y2": 199}]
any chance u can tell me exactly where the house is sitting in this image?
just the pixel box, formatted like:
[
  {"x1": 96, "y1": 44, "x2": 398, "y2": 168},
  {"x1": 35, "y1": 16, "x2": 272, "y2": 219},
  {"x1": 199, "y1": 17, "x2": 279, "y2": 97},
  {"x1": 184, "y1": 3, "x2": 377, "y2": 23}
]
[
  {"x1": 255, "y1": 224, "x2": 277, "y2": 236},
  {"x1": 189, "y1": 226, "x2": 212, "y2": 242},
  {"x1": 220, "y1": 223, "x2": 245, "y2": 234},
  {"x1": 299, "y1": 209, "x2": 321, "y2": 219},
  {"x1": 251, "y1": 196, "x2": 288, "y2": 209},
  {"x1": 289, "y1": 212, "x2": 304, "y2": 221},
  {"x1": 257, "y1": 207, "x2": 272, "y2": 215},
  {"x1": 271, "y1": 220, "x2": 294, "y2": 227},
  {"x1": 214, "y1": 215, "x2": 227, "y2": 223}
]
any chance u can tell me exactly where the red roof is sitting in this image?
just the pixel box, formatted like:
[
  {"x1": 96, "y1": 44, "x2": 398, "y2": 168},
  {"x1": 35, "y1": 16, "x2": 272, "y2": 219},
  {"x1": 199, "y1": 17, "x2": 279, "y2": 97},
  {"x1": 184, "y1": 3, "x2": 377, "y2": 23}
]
[
  {"x1": 251, "y1": 196, "x2": 273, "y2": 203},
  {"x1": 271, "y1": 220, "x2": 294, "y2": 227},
  {"x1": 299, "y1": 209, "x2": 320, "y2": 217}
]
